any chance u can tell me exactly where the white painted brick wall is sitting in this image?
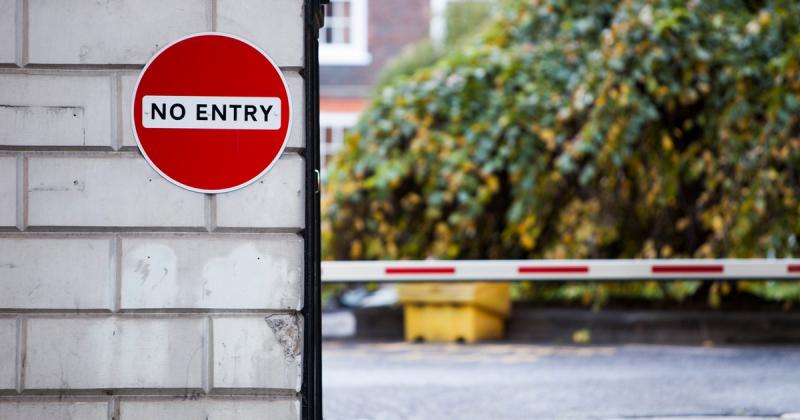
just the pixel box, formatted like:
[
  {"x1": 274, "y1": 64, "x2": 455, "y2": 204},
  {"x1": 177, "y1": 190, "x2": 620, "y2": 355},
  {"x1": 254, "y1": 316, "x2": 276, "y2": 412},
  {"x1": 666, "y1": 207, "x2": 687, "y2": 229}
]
[
  {"x1": 119, "y1": 398, "x2": 300, "y2": 420},
  {"x1": 27, "y1": 154, "x2": 206, "y2": 227},
  {"x1": 28, "y1": 0, "x2": 210, "y2": 65},
  {"x1": 0, "y1": 0, "x2": 15, "y2": 64},
  {"x1": 217, "y1": 155, "x2": 305, "y2": 229},
  {"x1": 121, "y1": 234, "x2": 303, "y2": 310},
  {"x1": 216, "y1": 0, "x2": 304, "y2": 68},
  {"x1": 0, "y1": 155, "x2": 15, "y2": 227},
  {"x1": 0, "y1": 237, "x2": 112, "y2": 310},
  {"x1": 0, "y1": 401, "x2": 109, "y2": 420},
  {"x1": 25, "y1": 317, "x2": 206, "y2": 389},
  {"x1": 0, "y1": 73, "x2": 114, "y2": 147},
  {"x1": 0, "y1": 318, "x2": 16, "y2": 390},
  {"x1": 120, "y1": 71, "x2": 305, "y2": 149},
  {"x1": 212, "y1": 316, "x2": 302, "y2": 390},
  {"x1": 2, "y1": 0, "x2": 308, "y2": 415}
]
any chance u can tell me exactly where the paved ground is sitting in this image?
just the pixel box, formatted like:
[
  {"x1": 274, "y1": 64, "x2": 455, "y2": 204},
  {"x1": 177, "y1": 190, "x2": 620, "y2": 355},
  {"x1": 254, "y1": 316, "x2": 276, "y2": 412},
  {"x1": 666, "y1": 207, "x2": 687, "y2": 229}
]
[{"x1": 322, "y1": 341, "x2": 800, "y2": 420}]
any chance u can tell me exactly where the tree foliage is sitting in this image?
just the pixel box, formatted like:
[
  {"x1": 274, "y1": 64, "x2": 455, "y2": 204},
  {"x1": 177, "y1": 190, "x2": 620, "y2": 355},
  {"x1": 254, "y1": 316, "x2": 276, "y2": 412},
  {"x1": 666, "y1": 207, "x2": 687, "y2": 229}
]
[{"x1": 323, "y1": 0, "x2": 800, "y2": 299}]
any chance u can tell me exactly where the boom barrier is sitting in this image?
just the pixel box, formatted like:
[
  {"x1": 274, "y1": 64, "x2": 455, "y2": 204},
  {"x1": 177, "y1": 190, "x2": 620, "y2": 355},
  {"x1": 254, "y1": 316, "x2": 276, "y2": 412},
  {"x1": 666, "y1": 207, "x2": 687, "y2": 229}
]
[{"x1": 321, "y1": 259, "x2": 800, "y2": 282}]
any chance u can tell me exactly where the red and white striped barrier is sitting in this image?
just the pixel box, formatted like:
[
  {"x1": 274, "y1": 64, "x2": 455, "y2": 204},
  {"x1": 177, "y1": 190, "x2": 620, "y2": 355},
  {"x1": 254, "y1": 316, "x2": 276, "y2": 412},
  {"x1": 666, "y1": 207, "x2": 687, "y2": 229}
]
[{"x1": 321, "y1": 259, "x2": 800, "y2": 282}]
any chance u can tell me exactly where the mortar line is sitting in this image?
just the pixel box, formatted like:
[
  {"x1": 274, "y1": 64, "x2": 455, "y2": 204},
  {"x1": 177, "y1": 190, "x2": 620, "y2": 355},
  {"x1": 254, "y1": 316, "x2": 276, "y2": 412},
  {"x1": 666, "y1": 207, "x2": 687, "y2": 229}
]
[
  {"x1": 210, "y1": 0, "x2": 217, "y2": 32},
  {"x1": 0, "y1": 309, "x2": 299, "y2": 316},
  {"x1": 110, "y1": 234, "x2": 122, "y2": 313},
  {"x1": 1, "y1": 226, "x2": 303, "y2": 234},
  {"x1": 204, "y1": 315, "x2": 214, "y2": 394},
  {"x1": 0, "y1": 395, "x2": 116, "y2": 403},
  {"x1": 0, "y1": 388, "x2": 297, "y2": 397},
  {"x1": 16, "y1": 153, "x2": 27, "y2": 231},
  {"x1": 205, "y1": 194, "x2": 217, "y2": 232},
  {"x1": 108, "y1": 396, "x2": 118, "y2": 420},
  {"x1": 13, "y1": 0, "x2": 21, "y2": 66},
  {"x1": 15, "y1": 316, "x2": 25, "y2": 393},
  {"x1": 0, "y1": 231, "x2": 303, "y2": 239},
  {"x1": 0, "y1": 148, "x2": 303, "y2": 157},
  {"x1": 16, "y1": 0, "x2": 27, "y2": 66},
  {"x1": 112, "y1": 73, "x2": 122, "y2": 151},
  {"x1": 3, "y1": 64, "x2": 301, "y2": 72},
  {"x1": 0, "y1": 146, "x2": 118, "y2": 152}
]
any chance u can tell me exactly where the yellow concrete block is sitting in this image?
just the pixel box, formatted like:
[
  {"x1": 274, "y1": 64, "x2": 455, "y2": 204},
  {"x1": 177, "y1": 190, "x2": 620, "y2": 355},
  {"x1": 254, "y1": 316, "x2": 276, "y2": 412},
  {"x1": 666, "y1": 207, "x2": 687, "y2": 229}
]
[
  {"x1": 397, "y1": 282, "x2": 511, "y2": 317},
  {"x1": 403, "y1": 303, "x2": 505, "y2": 343}
]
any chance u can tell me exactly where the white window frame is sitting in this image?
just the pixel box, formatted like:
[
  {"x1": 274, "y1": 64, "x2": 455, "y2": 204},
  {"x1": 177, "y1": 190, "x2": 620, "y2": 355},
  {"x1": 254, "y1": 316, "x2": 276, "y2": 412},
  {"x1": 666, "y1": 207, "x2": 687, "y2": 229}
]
[
  {"x1": 320, "y1": 111, "x2": 360, "y2": 175},
  {"x1": 320, "y1": 0, "x2": 372, "y2": 66},
  {"x1": 430, "y1": 0, "x2": 493, "y2": 48},
  {"x1": 430, "y1": 0, "x2": 449, "y2": 47}
]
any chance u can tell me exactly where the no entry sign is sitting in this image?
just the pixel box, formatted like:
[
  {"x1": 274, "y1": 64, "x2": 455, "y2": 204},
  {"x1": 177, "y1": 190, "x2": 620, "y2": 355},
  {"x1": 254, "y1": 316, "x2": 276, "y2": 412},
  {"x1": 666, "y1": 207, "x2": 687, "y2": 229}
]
[{"x1": 132, "y1": 33, "x2": 292, "y2": 193}]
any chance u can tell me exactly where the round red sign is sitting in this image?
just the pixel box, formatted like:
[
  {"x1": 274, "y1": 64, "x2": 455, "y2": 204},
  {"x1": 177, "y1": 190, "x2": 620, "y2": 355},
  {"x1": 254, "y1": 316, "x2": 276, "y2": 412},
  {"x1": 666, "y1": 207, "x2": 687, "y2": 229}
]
[{"x1": 132, "y1": 33, "x2": 292, "y2": 193}]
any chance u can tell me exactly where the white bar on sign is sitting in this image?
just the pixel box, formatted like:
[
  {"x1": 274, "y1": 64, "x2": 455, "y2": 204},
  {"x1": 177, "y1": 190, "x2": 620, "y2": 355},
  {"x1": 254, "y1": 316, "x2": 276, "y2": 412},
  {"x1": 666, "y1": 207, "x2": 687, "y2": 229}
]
[{"x1": 142, "y1": 95, "x2": 281, "y2": 130}]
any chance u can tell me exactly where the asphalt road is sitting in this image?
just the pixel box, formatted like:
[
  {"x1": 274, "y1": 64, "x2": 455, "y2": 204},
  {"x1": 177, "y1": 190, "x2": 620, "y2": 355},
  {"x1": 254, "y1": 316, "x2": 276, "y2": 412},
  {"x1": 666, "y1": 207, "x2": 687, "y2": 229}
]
[{"x1": 322, "y1": 341, "x2": 800, "y2": 420}]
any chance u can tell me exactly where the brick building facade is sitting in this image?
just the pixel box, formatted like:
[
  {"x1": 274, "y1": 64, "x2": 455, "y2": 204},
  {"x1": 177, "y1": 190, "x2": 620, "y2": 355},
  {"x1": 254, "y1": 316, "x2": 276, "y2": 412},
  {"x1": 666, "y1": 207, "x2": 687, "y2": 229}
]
[{"x1": 318, "y1": 0, "x2": 433, "y2": 171}]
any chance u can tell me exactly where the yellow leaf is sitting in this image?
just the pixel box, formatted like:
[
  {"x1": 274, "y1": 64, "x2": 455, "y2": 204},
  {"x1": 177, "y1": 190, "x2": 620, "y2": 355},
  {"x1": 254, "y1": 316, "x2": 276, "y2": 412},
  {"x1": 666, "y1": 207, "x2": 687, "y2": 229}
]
[
  {"x1": 660, "y1": 245, "x2": 674, "y2": 257},
  {"x1": 711, "y1": 216, "x2": 724, "y2": 233},
  {"x1": 595, "y1": 95, "x2": 606, "y2": 107},
  {"x1": 520, "y1": 233, "x2": 535, "y2": 250},
  {"x1": 350, "y1": 240, "x2": 363, "y2": 259},
  {"x1": 758, "y1": 10, "x2": 770, "y2": 26},
  {"x1": 720, "y1": 282, "x2": 731, "y2": 295},
  {"x1": 486, "y1": 175, "x2": 500, "y2": 193},
  {"x1": 540, "y1": 128, "x2": 556, "y2": 150},
  {"x1": 572, "y1": 329, "x2": 591, "y2": 344},
  {"x1": 661, "y1": 133, "x2": 674, "y2": 152}
]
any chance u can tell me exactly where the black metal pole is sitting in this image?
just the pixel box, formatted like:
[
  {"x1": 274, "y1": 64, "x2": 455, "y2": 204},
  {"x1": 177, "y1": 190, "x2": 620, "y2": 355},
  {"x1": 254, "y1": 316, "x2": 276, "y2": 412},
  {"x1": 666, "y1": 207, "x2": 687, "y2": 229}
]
[{"x1": 302, "y1": 1, "x2": 323, "y2": 419}]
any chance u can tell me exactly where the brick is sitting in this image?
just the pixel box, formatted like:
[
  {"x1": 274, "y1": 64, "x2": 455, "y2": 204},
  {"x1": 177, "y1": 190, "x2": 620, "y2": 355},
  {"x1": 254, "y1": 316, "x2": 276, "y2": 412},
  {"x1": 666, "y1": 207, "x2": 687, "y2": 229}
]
[
  {"x1": 0, "y1": 401, "x2": 108, "y2": 420},
  {"x1": 28, "y1": 0, "x2": 209, "y2": 65},
  {"x1": 27, "y1": 154, "x2": 205, "y2": 227},
  {"x1": 0, "y1": 318, "x2": 15, "y2": 389},
  {"x1": 0, "y1": 155, "x2": 15, "y2": 227},
  {"x1": 121, "y1": 235, "x2": 303, "y2": 310},
  {"x1": 0, "y1": 106, "x2": 84, "y2": 146},
  {"x1": 121, "y1": 71, "x2": 305, "y2": 149},
  {"x1": 0, "y1": 237, "x2": 111, "y2": 310},
  {"x1": 215, "y1": 0, "x2": 303, "y2": 67},
  {"x1": 212, "y1": 316, "x2": 301, "y2": 390},
  {"x1": 25, "y1": 317, "x2": 205, "y2": 389},
  {"x1": 119, "y1": 72, "x2": 138, "y2": 148},
  {"x1": 0, "y1": 0, "x2": 15, "y2": 64},
  {"x1": 285, "y1": 72, "x2": 305, "y2": 149},
  {"x1": 0, "y1": 73, "x2": 113, "y2": 147},
  {"x1": 120, "y1": 398, "x2": 299, "y2": 420},
  {"x1": 216, "y1": 155, "x2": 304, "y2": 229}
]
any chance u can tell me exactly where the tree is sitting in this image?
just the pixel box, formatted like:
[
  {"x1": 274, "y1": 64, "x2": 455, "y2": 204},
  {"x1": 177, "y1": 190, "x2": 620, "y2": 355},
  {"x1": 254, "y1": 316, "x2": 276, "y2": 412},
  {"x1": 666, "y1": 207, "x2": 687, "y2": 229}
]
[{"x1": 323, "y1": 0, "x2": 800, "y2": 303}]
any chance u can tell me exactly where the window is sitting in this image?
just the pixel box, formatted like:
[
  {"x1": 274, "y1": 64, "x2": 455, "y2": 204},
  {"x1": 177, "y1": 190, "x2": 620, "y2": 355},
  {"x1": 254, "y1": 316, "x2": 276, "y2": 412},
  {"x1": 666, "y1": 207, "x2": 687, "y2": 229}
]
[
  {"x1": 320, "y1": 111, "x2": 359, "y2": 175},
  {"x1": 319, "y1": 0, "x2": 371, "y2": 65},
  {"x1": 430, "y1": 0, "x2": 493, "y2": 47}
]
